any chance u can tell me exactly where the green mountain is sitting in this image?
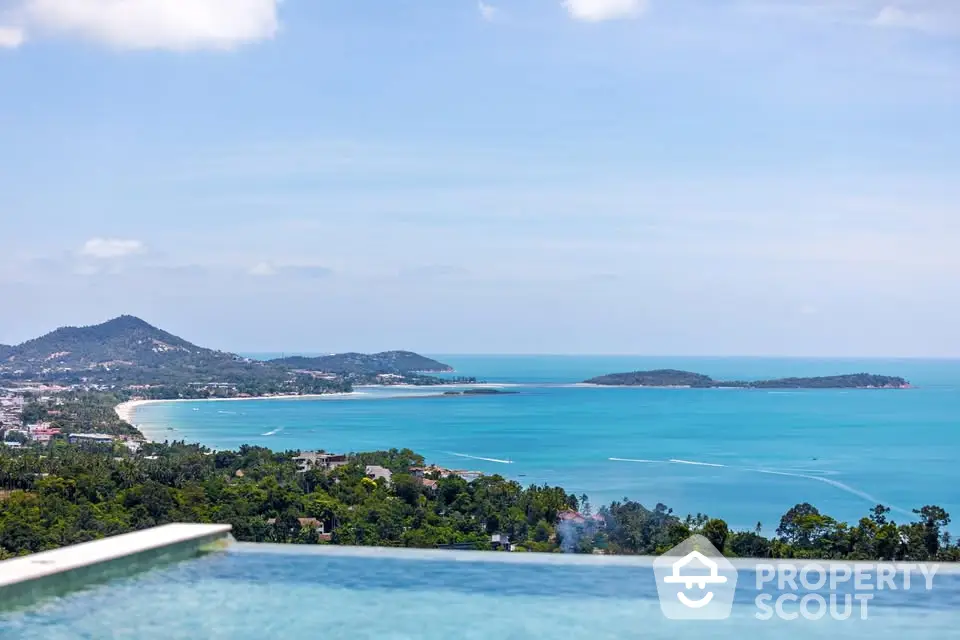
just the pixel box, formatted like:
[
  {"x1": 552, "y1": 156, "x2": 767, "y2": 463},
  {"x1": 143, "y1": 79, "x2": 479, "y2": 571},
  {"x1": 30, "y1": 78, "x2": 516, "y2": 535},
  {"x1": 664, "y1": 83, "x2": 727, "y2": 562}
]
[
  {"x1": 270, "y1": 351, "x2": 453, "y2": 375},
  {"x1": 0, "y1": 315, "x2": 277, "y2": 385},
  {"x1": 585, "y1": 370, "x2": 909, "y2": 389},
  {"x1": 0, "y1": 316, "x2": 449, "y2": 394},
  {"x1": 4, "y1": 315, "x2": 233, "y2": 368}
]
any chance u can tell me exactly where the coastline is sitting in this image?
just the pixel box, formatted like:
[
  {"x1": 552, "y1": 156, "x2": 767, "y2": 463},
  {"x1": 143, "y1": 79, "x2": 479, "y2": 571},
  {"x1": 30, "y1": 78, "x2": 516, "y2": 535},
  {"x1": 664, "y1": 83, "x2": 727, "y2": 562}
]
[
  {"x1": 114, "y1": 392, "x2": 359, "y2": 443},
  {"x1": 114, "y1": 383, "x2": 513, "y2": 443}
]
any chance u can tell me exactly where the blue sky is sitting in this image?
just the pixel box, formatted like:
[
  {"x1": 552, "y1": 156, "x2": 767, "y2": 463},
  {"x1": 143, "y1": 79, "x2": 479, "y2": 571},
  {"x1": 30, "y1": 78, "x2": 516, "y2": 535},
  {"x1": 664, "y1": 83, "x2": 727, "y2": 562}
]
[{"x1": 1, "y1": 0, "x2": 959, "y2": 356}]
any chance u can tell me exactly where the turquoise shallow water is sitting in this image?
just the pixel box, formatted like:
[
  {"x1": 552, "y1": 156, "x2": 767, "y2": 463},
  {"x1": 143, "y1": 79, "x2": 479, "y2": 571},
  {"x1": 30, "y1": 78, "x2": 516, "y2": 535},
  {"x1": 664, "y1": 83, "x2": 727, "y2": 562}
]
[
  {"x1": 134, "y1": 356, "x2": 960, "y2": 530},
  {"x1": 3, "y1": 546, "x2": 959, "y2": 638}
]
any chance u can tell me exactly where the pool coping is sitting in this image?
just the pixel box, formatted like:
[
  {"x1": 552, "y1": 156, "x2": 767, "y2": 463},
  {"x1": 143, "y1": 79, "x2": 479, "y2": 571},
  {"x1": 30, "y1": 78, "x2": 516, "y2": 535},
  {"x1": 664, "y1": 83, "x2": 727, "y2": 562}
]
[{"x1": 0, "y1": 523, "x2": 232, "y2": 609}]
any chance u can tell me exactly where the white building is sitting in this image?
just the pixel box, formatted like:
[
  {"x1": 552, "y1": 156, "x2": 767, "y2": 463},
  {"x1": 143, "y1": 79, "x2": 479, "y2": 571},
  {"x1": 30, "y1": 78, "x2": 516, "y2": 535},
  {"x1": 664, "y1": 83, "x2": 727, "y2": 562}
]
[
  {"x1": 68, "y1": 433, "x2": 116, "y2": 445},
  {"x1": 365, "y1": 465, "x2": 393, "y2": 484}
]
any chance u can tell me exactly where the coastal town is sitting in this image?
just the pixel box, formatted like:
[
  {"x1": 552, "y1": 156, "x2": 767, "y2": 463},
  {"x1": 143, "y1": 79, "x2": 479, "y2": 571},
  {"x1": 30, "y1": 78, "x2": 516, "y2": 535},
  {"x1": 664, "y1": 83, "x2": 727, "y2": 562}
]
[{"x1": 0, "y1": 386, "x2": 141, "y2": 450}]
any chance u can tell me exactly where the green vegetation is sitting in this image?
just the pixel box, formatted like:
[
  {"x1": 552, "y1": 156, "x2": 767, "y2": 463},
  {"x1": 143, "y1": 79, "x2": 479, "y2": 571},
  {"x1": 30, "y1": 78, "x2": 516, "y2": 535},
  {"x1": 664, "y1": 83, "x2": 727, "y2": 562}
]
[
  {"x1": 585, "y1": 369, "x2": 909, "y2": 389},
  {"x1": 3, "y1": 315, "x2": 242, "y2": 373},
  {"x1": 20, "y1": 392, "x2": 141, "y2": 438},
  {"x1": 586, "y1": 370, "x2": 715, "y2": 387},
  {"x1": 565, "y1": 501, "x2": 958, "y2": 561},
  {"x1": 0, "y1": 315, "x2": 294, "y2": 388},
  {"x1": 0, "y1": 442, "x2": 956, "y2": 562},
  {"x1": 269, "y1": 351, "x2": 454, "y2": 374},
  {"x1": 0, "y1": 316, "x2": 457, "y2": 395},
  {"x1": 0, "y1": 442, "x2": 577, "y2": 558}
]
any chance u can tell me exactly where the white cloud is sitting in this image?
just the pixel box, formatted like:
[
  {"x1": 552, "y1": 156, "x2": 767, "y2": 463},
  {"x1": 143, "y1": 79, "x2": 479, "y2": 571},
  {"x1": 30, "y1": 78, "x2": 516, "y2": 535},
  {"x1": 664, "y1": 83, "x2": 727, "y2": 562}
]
[
  {"x1": 249, "y1": 262, "x2": 277, "y2": 277},
  {"x1": 742, "y1": 1, "x2": 960, "y2": 36},
  {"x1": 478, "y1": 1, "x2": 499, "y2": 22},
  {"x1": 563, "y1": 0, "x2": 648, "y2": 22},
  {"x1": 80, "y1": 238, "x2": 145, "y2": 259},
  {"x1": 872, "y1": 4, "x2": 958, "y2": 34},
  {"x1": 249, "y1": 263, "x2": 334, "y2": 278},
  {"x1": 4, "y1": 0, "x2": 280, "y2": 51},
  {"x1": 72, "y1": 263, "x2": 101, "y2": 276},
  {"x1": 0, "y1": 26, "x2": 25, "y2": 48}
]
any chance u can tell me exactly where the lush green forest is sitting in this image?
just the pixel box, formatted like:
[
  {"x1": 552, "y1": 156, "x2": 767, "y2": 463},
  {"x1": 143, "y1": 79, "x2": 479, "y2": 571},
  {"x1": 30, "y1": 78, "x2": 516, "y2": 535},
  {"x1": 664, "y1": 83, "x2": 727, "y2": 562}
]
[
  {"x1": 0, "y1": 441, "x2": 955, "y2": 562},
  {"x1": 585, "y1": 369, "x2": 909, "y2": 389},
  {"x1": 269, "y1": 351, "x2": 454, "y2": 374}
]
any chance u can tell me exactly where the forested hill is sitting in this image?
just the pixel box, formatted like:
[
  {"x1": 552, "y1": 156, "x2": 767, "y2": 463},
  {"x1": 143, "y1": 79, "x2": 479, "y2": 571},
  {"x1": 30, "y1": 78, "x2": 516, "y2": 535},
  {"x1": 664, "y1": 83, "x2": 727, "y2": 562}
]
[
  {"x1": 0, "y1": 315, "x2": 283, "y2": 385},
  {"x1": 584, "y1": 370, "x2": 714, "y2": 387},
  {"x1": 2, "y1": 315, "x2": 242, "y2": 370},
  {"x1": 584, "y1": 370, "x2": 909, "y2": 389},
  {"x1": 0, "y1": 316, "x2": 449, "y2": 392},
  {"x1": 269, "y1": 351, "x2": 453, "y2": 374}
]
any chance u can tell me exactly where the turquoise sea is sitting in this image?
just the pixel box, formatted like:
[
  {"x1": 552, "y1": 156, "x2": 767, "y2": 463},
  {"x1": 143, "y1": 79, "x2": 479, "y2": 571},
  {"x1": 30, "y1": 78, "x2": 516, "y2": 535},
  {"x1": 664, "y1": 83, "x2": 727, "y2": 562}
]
[{"x1": 133, "y1": 356, "x2": 960, "y2": 531}]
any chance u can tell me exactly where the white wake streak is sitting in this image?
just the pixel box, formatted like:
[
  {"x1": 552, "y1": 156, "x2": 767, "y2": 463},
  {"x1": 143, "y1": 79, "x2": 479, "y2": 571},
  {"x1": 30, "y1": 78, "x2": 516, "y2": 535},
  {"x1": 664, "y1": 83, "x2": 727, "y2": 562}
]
[
  {"x1": 747, "y1": 468, "x2": 912, "y2": 517},
  {"x1": 669, "y1": 459, "x2": 725, "y2": 468},
  {"x1": 447, "y1": 452, "x2": 513, "y2": 464},
  {"x1": 609, "y1": 457, "x2": 909, "y2": 514}
]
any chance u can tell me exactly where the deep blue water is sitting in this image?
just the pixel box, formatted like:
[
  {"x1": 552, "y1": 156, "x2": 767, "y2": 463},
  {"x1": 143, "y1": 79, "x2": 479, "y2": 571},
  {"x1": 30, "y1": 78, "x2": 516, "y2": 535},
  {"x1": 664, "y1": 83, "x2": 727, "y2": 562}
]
[
  {"x1": 2, "y1": 546, "x2": 958, "y2": 638},
  {"x1": 134, "y1": 356, "x2": 960, "y2": 530}
]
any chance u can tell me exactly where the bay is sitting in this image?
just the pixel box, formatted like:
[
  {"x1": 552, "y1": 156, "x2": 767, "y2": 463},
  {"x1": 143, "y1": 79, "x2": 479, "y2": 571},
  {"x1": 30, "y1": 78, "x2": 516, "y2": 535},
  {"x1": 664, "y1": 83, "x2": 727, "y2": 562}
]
[{"x1": 132, "y1": 356, "x2": 960, "y2": 531}]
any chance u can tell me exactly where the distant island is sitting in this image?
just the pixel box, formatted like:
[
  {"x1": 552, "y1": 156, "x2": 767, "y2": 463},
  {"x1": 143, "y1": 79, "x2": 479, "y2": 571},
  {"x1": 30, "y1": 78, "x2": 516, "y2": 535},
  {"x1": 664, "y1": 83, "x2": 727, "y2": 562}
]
[
  {"x1": 268, "y1": 351, "x2": 453, "y2": 375},
  {"x1": 583, "y1": 369, "x2": 910, "y2": 389}
]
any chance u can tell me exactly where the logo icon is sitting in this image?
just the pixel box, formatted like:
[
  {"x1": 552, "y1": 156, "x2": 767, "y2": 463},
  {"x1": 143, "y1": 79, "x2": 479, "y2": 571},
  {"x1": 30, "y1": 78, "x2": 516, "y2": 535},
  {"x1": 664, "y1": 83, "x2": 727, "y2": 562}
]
[{"x1": 653, "y1": 535, "x2": 738, "y2": 620}]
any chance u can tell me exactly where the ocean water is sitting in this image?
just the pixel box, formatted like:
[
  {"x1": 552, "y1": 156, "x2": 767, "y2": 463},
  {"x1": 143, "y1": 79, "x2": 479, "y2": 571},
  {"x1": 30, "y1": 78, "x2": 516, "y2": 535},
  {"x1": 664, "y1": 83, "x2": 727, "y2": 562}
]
[
  {"x1": 3, "y1": 546, "x2": 958, "y2": 638},
  {"x1": 133, "y1": 356, "x2": 960, "y2": 530}
]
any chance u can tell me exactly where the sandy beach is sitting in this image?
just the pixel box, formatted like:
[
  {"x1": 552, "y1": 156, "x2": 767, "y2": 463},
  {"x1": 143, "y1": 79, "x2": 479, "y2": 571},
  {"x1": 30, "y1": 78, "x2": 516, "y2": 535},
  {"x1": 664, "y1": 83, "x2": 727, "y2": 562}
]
[
  {"x1": 114, "y1": 392, "x2": 359, "y2": 442},
  {"x1": 114, "y1": 384, "x2": 510, "y2": 442}
]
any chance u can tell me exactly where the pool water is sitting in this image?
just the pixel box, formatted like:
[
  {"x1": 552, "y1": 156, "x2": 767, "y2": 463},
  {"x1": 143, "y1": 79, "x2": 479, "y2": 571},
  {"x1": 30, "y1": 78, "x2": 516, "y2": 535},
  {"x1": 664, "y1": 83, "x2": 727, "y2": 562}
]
[{"x1": 2, "y1": 545, "x2": 959, "y2": 639}]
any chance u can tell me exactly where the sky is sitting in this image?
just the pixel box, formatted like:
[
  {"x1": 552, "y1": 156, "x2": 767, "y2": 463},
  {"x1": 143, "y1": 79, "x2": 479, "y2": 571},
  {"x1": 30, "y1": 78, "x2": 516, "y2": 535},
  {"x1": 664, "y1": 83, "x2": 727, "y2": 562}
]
[{"x1": 1, "y1": 0, "x2": 959, "y2": 356}]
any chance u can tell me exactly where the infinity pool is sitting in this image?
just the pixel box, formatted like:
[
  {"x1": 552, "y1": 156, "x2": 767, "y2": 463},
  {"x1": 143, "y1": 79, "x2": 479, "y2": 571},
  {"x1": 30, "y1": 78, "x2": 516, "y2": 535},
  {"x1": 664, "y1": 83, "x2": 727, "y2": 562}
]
[{"x1": 2, "y1": 545, "x2": 958, "y2": 639}]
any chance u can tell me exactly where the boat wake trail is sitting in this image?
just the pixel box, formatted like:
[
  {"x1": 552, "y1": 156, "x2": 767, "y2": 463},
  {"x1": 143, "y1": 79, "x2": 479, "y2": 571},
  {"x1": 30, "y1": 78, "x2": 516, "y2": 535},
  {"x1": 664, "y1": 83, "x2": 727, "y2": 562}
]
[
  {"x1": 609, "y1": 457, "x2": 908, "y2": 514},
  {"x1": 747, "y1": 468, "x2": 912, "y2": 517},
  {"x1": 261, "y1": 428, "x2": 283, "y2": 436},
  {"x1": 669, "y1": 459, "x2": 725, "y2": 468},
  {"x1": 447, "y1": 452, "x2": 513, "y2": 464}
]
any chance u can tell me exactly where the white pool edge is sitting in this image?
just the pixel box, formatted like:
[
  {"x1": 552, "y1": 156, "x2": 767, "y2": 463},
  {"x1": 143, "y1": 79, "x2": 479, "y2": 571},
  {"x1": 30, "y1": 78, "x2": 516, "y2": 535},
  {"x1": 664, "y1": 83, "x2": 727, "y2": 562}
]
[{"x1": 0, "y1": 523, "x2": 232, "y2": 594}]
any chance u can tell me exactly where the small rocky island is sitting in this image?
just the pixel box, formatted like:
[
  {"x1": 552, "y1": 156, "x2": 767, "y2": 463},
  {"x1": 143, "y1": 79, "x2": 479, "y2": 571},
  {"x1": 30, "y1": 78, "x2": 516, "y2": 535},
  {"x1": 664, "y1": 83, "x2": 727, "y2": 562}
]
[{"x1": 583, "y1": 369, "x2": 910, "y2": 389}]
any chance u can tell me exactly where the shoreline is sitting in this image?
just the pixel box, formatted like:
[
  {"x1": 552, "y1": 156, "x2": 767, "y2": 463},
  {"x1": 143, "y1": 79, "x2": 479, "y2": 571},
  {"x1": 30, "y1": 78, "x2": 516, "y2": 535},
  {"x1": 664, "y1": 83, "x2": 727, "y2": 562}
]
[
  {"x1": 115, "y1": 392, "x2": 360, "y2": 442},
  {"x1": 114, "y1": 384, "x2": 503, "y2": 442}
]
